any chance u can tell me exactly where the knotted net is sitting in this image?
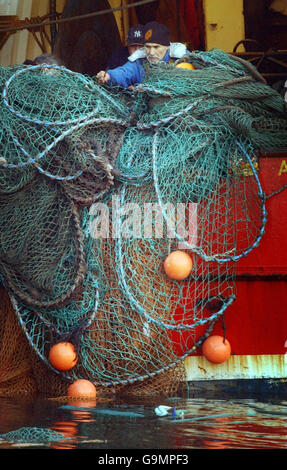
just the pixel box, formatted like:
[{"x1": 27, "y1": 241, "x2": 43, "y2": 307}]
[{"x1": 0, "y1": 49, "x2": 286, "y2": 397}]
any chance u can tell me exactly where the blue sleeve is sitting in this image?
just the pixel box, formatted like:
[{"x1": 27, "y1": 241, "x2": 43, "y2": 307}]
[{"x1": 107, "y1": 60, "x2": 143, "y2": 88}]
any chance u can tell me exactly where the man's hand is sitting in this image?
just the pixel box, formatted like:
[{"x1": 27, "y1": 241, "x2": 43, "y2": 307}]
[{"x1": 96, "y1": 71, "x2": 110, "y2": 84}]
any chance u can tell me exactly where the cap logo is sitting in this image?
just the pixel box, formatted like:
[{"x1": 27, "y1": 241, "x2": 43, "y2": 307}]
[
  {"x1": 134, "y1": 30, "x2": 142, "y2": 38},
  {"x1": 145, "y1": 29, "x2": 152, "y2": 41}
]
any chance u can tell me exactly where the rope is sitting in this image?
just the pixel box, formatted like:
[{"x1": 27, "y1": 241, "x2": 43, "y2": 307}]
[{"x1": 265, "y1": 184, "x2": 287, "y2": 199}]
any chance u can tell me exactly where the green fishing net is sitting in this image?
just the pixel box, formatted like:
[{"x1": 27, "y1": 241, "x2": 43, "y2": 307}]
[
  {"x1": 0, "y1": 426, "x2": 66, "y2": 443},
  {"x1": 0, "y1": 48, "x2": 286, "y2": 394}
]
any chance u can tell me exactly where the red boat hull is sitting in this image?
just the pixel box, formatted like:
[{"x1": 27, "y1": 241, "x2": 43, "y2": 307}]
[{"x1": 183, "y1": 151, "x2": 287, "y2": 385}]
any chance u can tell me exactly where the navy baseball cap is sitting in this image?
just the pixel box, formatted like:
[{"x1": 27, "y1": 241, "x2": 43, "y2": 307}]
[{"x1": 127, "y1": 24, "x2": 145, "y2": 45}]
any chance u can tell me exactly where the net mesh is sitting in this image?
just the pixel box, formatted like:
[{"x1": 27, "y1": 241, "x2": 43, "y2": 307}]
[
  {"x1": 0, "y1": 426, "x2": 67, "y2": 443},
  {"x1": 0, "y1": 49, "x2": 286, "y2": 397}
]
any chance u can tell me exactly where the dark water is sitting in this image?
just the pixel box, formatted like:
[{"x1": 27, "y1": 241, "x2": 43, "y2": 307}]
[{"x1": 0, "y1": 396, "x2": 286, "y2": 450}]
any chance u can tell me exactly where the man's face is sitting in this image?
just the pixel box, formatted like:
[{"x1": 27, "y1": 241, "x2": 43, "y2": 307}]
[
  {"x1": 128, "y1": 44, "x2": 143, "y2": 55},
  {"x1": 144, "y1": 43, "x2": 169, "y2": 62}
]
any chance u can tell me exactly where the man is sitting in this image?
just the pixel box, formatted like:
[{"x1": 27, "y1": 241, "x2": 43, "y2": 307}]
[
  {"x1": 106, "y1": 24, "x2": 145, "y2": 69},
  {"x1": 96, "y1": 21, "x2": 190, "y2": 88}
]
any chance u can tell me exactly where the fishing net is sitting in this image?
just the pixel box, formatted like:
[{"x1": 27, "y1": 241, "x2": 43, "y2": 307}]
[
  {"x1": 0, "y1": 287, "x2": 37, "y2": 396},
  {"x1": 0, "y1": 426, "x2": 67, "y2": 444},
  {"x1": 0, "y1": 49, "x2": 286, "y2": 397}
]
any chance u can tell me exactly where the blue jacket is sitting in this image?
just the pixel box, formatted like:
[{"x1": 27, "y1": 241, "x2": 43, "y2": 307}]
[
  {"x1": 107, "y1": 55, "x2": 147, "y2": 88},
  {"x1": 107, "y1": 43, "x2": 189, "y2": 88}
]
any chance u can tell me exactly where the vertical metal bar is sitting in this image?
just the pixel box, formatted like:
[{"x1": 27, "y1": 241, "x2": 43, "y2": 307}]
[{"x1": 49, "y1": 0, "x2": 57, "y2": 52}]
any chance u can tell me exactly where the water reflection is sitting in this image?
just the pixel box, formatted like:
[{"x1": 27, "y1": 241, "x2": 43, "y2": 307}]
[{"x1": 0, "y1": 397, "x2": 286, "y2": 449}]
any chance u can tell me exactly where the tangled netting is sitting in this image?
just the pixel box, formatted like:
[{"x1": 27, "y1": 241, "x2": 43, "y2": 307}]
[
  {"x1": 0, "y1": 48, "x2": 287, "y2": 396},
  {"x1": 0, "y1": 427, "x2": 66, "y2": 444}
]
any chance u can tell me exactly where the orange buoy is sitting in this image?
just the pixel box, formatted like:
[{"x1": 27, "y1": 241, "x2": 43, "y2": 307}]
[
  {"x1": 68, "y1": 399, "x2": 97, "y2": 409},
  {"x1": 67, "y1": 379, "x2": 97, "y2": 398},
  {"x1": 202, "y1": 335, "x2": 231, "y2": 364},
  {"x1": 163, "y1": 250, "x2": 193, "y2": 280},
  {"x1": 176, "y1": 62, "x2": 195, "y2": 70},
  {"x1": 49, "y1": 341, "x2": 78, "y2": 371}
]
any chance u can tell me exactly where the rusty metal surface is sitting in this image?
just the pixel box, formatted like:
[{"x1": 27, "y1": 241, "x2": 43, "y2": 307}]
[{"x1": 184, "y1": 354, "x2": 287, "y2": 382}]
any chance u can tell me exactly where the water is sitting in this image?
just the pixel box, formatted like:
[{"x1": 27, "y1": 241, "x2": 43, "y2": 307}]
[{"x1": 0, "y1": 396, "x2": 286, "y2": 450}]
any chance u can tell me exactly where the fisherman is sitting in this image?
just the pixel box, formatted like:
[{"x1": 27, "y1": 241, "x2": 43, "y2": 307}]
[
  {"x1": 96, "y1": 21, "x2": 191, "y2": 88},
  {"x1": 106, "y1": 24, "x2": 145, "y2": 69}
]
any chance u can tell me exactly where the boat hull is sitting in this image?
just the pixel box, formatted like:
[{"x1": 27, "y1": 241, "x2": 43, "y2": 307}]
[{"x1": 184, "y1": 152, "x2": 287, "y2": 389}]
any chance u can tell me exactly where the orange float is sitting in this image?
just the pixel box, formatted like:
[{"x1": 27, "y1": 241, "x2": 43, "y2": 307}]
[
  {"x1": 163, "y1": 250, "x2": 193, "y2": 280},
  {"x1": 176, "y1": 62, "x2": 195, "y2": 70},
  {"x1": 49, "y1": 341, "x2": 78, "y2": 371},
  {"x1": 68, "y1": 399, "x2": 97, "y2": 408},
  {"x1": 67, "y1": 379, "x2": 97, "y2": 398},
  {"x1": 202, "y1": 335, "x2": 231, "y2": 364}
]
